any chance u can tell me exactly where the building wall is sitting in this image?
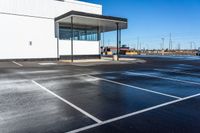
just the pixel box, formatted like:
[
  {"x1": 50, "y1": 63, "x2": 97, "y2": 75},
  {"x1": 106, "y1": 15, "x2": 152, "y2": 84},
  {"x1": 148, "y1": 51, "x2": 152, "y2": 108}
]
[
  {"x1": 0, "y1": 0, "x2": 102, "y2": 18},
  {"x1": 0, "y1": 14, "x2": 57, "y2": 59},
  {"x1": 59, "y1": 40, "x2": 100, "y2": 56},
  {"x1": 0, "y1": 0, "x2": 102, "y2": 60}
]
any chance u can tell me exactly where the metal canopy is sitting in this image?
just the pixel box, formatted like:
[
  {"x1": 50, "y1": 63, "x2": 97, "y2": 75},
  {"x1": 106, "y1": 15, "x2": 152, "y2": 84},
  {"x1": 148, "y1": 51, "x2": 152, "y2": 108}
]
[{"x1": 55, "y1": 11, "x2": 128, "y2": 32}]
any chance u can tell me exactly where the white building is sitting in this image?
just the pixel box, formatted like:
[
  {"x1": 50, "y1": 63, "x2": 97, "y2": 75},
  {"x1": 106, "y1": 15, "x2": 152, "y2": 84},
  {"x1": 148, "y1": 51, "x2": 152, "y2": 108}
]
[{"x1": 0, "y1": 0, "x2": 127, "y2": 61}]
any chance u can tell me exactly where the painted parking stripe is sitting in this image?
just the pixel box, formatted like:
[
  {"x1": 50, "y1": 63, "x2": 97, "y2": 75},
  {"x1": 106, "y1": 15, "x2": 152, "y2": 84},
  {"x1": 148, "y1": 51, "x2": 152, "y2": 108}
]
[
  {"x1": 18, "y1": 70, "x2": 63, "y2": 74},
  {"x1": 154, "y1": 68, "x2": 200, "y2": 77},
  {"x1": 38, "y1": 63, "x2": 57, "y2": 66},
  {"x1": 12, "y1": 61, "x2": 23, "y2": 67},
  {"x1": 31, "y1": 80, "x2": 102, "y2": 124},
  {"x1": 0, "y1": 71, "x2": 117, "y2": 85},
  {"x1": 66, "y1": 92, "x2": 200, "y2": 133},
  {"x1": 0, "y1": 79, "x2": 29, "y2": 85},
  {"x1": 88, "y1": 75, "x2": 181, "y2": 99},
  {"x1": 128, "y1": 71, "x2": 200, "y2": 86},
  {"x1": 36, "y1": 71, "x2": 117, "y2": 81}
]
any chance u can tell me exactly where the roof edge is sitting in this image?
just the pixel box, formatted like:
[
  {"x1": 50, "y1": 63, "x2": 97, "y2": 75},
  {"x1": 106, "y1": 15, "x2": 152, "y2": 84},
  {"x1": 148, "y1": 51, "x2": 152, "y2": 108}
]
[
  {"x1": 55, "y1": 10, "x2": 128, "y2": 23},
  {"x1": 57, "y1": 0, "x2": 102, "y2": 9}
]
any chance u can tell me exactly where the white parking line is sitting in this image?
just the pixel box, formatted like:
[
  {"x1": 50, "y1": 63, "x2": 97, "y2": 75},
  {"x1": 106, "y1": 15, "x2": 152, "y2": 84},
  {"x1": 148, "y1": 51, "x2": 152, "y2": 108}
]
[
  {"x1": 0, "y1": 79, "x2": 29, "y2": 85},
  {"x1": 38, "y1": 63, "x2": 57, "y2": 66},
  {"x1": 88, "y1": 75, "x2": 181, "y2": 99},
  {"x1": 155, "y1": 69, "x2": 200, "y2": 77},
  {"x1": 67, "y1": 92, "x2": 200, "y2": 133},
  {"x1": 31, "y1": 80, "x2": 102, "y2": 124},
  {"x1": 18, "y1": 70, "x2": 63, "y2": 74},
  {"x1": 12, "y1": 61, "x2": 23, "y2": 67},
  {"x1": 128, "y1": 71, "x2": 200, "y2": 86},
  {"x1": 0, "y1": 71, "x2": 117, "y2": 85},
  {"x1": 36, "y1": 71, "x2": 117, "y2": 81}
]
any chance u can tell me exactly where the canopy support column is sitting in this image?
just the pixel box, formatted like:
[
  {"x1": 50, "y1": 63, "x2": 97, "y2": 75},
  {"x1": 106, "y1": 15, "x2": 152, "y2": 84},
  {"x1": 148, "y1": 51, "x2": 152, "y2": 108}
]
[
  {"x1": 97, "y1": 26, "x2": 101, "y2": 59},
  {"x1": 55, "y1": 22, "x2": 60, "y2": 59},
  {"x1": 119, "y1": 29, "x2": 121, "y2": 48},
  {"x1": 116, "y1": 23, "x2": 120, "y2": 61},
  {"x1": 71, "y1": 16, "x2": 74, "y2": 62}
]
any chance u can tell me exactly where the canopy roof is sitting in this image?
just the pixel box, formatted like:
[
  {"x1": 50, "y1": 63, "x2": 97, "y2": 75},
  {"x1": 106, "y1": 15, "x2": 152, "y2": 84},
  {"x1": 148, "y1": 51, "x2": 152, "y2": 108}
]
[{"x1": 55, "y1": 11, "x2": 128, "y2": 32}]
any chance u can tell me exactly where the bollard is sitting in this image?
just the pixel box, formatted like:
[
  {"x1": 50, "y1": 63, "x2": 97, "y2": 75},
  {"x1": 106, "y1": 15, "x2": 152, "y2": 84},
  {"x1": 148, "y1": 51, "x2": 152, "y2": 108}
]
[{"x1": 113, "y1": 55, "x2": 118, "y2": 61}]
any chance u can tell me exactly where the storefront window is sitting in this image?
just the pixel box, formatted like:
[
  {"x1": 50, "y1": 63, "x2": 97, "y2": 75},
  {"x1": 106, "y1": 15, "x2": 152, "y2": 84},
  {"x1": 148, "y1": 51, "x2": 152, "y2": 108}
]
[{"x1": 59, "y1": 27, "x2": 98, "y2": 41}]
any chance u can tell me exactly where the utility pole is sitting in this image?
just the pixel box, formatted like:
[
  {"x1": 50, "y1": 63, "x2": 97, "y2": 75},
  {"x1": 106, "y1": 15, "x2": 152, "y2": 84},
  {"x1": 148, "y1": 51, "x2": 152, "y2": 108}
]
[
  {"x1": 146, "y1": 44, "x2": 149, "y2": 50},
  {"x1": 178, "y1": 43, "x2": 181, "y2": 50},
  {"x1": 190, "y1": 41, "x2": 197, "y2": 50},
  {"x1": 190, "y1": 42, "x2": 193, "y2": 50},
  {"x1": 102, "y1": 32, "x2": 105, "y2": 47},
  {"x1": 160, "y1": 43, "x2": 162, "y2": 50},
  {"x1": 169, "y1": 33, "x2": 172, "y2": 50},
  {"x1": 137, "y1": 37, "x2": 140, "y2": 50},
  {"x1": 194, "y1": 42, "x2": 196, "y2": 50},
  {"x1": 134, "y1": 43, "x2": 136, "y2": 50},
  {"x1": 161, "y1": 38, "x2": 165, "y2": 50}
]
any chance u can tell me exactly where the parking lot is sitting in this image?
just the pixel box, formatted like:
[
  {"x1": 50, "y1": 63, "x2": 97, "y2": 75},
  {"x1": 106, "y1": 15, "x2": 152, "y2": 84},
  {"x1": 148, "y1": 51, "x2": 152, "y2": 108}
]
[{"x1": 0, "y1": 56, "x2": 200, "y2": 133}]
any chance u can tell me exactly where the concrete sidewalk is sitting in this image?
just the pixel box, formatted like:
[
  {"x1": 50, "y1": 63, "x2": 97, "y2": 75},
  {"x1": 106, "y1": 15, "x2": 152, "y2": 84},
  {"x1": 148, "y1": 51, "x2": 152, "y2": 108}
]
[{"x1": 60, "y1": 57, "x2": 139, "y2": 63}]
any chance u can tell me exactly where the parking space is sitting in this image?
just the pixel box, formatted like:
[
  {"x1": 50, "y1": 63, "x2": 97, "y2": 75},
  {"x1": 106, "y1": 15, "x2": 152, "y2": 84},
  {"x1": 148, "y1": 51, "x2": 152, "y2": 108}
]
[
  {"x1": 147, "y1": 69, "x2": 200, "y2": 83},
  {"x1": 162, "y1": 66, "x2": 200, "y2": 76},
  {"x1": 79, "y1": 95, "x2": 200, "y2": 133},
  {"x1": 16, "y1": 61, "x2": 70, "y2": 67},
  {"x1": 0, "y1": 56, "x2": 200, "y2": 133},
  {"x1": 0, "y1": 61, "x2": 70, "y2": 68},
  {"x1": 0, "y1": 81, "x2": 95, "y2": 133},
  {"x1": 128, "y1": 69, "x2": 200, "y2": 86},
  {"x1": 0, "y1": 70, "x2": 27, "y2": 84},
  {"x1": 168, "y1": 64, "x2": 200, "y2": 71},
  {"x1": 92, "y1": 71, "x2": 200, "y2": 98},
  {"x1": 35, "y1": 75, "x2": 175, "y2": 121},
  {"x1": 0, "y1": 61, "x2": 21, "y2": 68}
]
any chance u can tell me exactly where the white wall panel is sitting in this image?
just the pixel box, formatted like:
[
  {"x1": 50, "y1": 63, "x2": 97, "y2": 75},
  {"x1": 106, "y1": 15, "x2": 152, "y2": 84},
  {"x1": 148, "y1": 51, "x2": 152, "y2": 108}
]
[
  {"x1": 59, "y1": 40, "x2": 71, "y2": 55},
  {"x1": 59, "y1": 40, "x2": 100, "y2": 56},
  {"x1": 0, "y1": 14, "x2": 57, "y2": 59},
  {"x1": 73, "y1": 41, "x2": 100, "y2": 55},
  {"x1": 0, "y1": 0, "x2": 102, "y2": 18}
]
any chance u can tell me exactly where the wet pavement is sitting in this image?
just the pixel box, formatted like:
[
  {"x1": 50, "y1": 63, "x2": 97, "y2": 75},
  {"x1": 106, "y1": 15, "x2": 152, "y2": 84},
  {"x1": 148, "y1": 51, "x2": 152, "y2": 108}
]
[
  {"x1": 36, "y1": 76, "x2": 175, "y2": 121},
  {"x1": 80, "y1": 95, "x2": 200, "y2": 133},
  {"x1": 0, "y1": 81, "x2": 95, "y2": 133},
  {"x1": 0, "y1": 56, "x2": 200, "y2": 133},
  {"x1": 92, "y1": 72, "x2": 200, "y2": 97}
]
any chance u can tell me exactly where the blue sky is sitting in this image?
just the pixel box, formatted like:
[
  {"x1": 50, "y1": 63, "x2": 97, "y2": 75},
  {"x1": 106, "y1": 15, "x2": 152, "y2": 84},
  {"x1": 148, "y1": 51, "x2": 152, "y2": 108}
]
[{"x1": 82, "y1": 0, "x2": 200, "y2": 49}]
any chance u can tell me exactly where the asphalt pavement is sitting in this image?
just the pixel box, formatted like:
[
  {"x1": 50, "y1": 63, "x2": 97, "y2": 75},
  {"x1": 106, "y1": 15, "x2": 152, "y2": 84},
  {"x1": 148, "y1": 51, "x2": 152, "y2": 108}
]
[{"x1": 0, "y1": 55, "x2": 200, "y2": 133}]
